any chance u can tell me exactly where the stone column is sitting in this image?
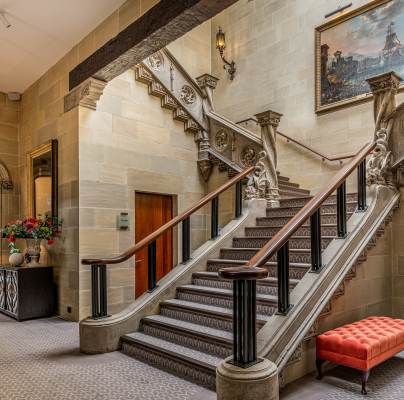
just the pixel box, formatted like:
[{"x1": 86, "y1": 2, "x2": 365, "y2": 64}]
[
  {"x1": 366, "y1": 72, "x2": 401, "y2": 187},
  {"x1": 217, "y1": 357, "x2": 279, "y2": 400},
  {"x1": 195, "y1": 74, "x2": 219, "y2": 182},
  {"x1": 254, "y1": 110, "x2": 282, "y2": 207}
]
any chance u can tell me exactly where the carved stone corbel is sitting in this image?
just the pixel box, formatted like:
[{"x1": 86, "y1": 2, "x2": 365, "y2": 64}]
[
  {"x1": 64, "y1": 77, "x2": 107, "y2": 113},
  {"x1": 253, "y1": 110, "x2": 282, "y2": 207},
  {"x1": 195, "y1": 129, "x2": 212, "y2": 181},
  {"x1": 366, "y1": 72, "x2": 401, "y2": 187},
  {"x1": 196, "y1": 73, "x2": 219, "y2": 114}
]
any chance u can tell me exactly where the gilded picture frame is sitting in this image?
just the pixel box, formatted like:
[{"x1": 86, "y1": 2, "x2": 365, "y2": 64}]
[
  {"x1": 315, "y1": 0, "x2": 404, "y2": 113},
  {"x1": 27, "y1": 140, "x2": 58, "y2": 218}
]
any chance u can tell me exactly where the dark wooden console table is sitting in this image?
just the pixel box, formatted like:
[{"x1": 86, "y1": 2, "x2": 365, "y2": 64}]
[{"x1": 0, "y1": 266, "x2": 55, "y2": 321}]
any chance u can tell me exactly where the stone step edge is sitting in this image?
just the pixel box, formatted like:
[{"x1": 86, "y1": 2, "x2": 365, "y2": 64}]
[
  {"x1": 207, "y1": 258, "x2": 311, "y2": 269},
  {"x1": 177, "y1": 284, "x2": 278, "y2": 304},
  {"x1": 121, "y1": 333, "x2": 218, "y2": 372},
  {"x1": 142, "y1": 315, "x2": 232, "y2": 345},
  {"x1": 161, "y1": 298, "x2": 271, "y2": 324},
  {"x1": 192, "y1": 271, "x2": 300, "y2": 286}
]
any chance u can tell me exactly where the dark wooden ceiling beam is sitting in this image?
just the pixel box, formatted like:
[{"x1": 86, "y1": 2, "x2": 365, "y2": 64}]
[{"x1": 69, "y1": 0, "x2": 238, "y2": 90}]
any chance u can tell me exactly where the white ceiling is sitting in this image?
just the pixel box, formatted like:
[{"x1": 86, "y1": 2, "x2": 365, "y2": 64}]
[{"x1": 0, "y1": 0, "x2": 127, "y2": 93}]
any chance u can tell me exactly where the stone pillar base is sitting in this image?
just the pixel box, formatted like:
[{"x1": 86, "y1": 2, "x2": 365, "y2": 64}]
[{"x1": 216, "y1": 358, "x2": 279, "y2": 400}]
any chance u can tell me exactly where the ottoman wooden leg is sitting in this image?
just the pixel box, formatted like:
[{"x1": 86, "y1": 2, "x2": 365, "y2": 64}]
[
  {"x1": 361, "y1": 370, "x2": 370, "y2": 395},
  {"x1": 316, "y1": 359, "x2": 324, "y2": 380}
]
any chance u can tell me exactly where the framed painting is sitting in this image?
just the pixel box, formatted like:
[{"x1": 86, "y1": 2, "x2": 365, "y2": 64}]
[{"x1": 315, "y1": 0, "x2": 404, "y2": 113}]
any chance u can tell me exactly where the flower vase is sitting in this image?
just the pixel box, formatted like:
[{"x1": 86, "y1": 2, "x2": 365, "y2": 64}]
[
  {"x1": 9, "y1": 252, "x2": 25, "y2": 267},
  {"x1": 25, "y1": 238, "x2": 42, "y2": 267}
]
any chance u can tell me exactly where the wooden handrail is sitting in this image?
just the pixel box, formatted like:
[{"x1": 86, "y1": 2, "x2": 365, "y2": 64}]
[
  {"x1": 82, "y1": 166, "x2": 255, "y2": 265},
  {"x1": 236, "y1": 117, "x2": 355, "y2": 162},
  {"x1": 244, "y1": 142, "x2": 375, "y2": 270}
]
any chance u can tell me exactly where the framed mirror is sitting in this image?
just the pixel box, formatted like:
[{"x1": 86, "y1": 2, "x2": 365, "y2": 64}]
[{"x1": 27, "y1": 140, "x2": 58, "y2": 218}]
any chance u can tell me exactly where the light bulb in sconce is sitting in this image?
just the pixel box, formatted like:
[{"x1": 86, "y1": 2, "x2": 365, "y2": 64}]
[
  {"x1": 0, "y1": 12, "x2": 11, "y2": 28},
  {"x1": 215, "y1": 27, "x2": 236, "y2": 81}
]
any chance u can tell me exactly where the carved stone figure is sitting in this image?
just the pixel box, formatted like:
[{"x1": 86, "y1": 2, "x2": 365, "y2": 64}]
[
  {"x1": 146, "y1": 51, "x2": 164, "y2": 71},
  {"x1": 214, "y1": 129, "x2": 229, "y2": 152},
  {"x1": 240, "y1": 146, "x2": 257, "y2": 167},
  {"x1": 366, "y1": 72, "x2": 401, "y2": 187},
  {"x1": 179, "y1": 85, "x2": 196, "y2": 105}
]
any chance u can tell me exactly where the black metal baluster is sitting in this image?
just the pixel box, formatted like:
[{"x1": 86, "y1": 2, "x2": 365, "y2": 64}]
[
  {"x1": 211, "y1": 196, "x2": 219, "y2": 239},
  {"x1": 277, "y1": 241, "x2": 291, "y2": 315},
  {"x1": 235, "y1": 181, "x2": 243, "y2": 218},
  {"x1": 148, "y1": 240, "x2": 157, "y2": 291},
  {"x1": 91, "y1": 264, "x2": 108, "y2": 319},
  {"x1": 232, "y1": 279, "x2": 258, "y2": 367},
  {"x1": 310, "y1": 209, "x2": 322, "y2": 272},
  {"x1": 182, "y1": 217, "x2": 191, "y2": 263},
  {"x1": 357, "y1": 159, "x2": 367, "y2": 211},
  {"x1": 337, "y1": 181, "x2": 347, "y2": 238}
]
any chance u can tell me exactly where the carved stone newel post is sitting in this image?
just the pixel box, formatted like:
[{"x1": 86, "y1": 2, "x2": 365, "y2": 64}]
[
  {"x1": 252, "y1": 110, "x2": 282, "y2": 207},
  {"x1": 366, "y1": 72, "x2": 401, "y2": 187},
  {"x1": 196, "y1": 74, "x2": 219, "y2": 181}
]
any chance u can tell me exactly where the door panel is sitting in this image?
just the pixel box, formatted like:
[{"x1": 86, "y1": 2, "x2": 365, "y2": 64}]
[{"x1": 135, "y1": 192, "x2": 173, "y2": 297}]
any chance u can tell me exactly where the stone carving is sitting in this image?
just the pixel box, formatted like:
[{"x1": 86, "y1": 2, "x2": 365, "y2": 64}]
[
  {"x1": 0, "y1": 161, "x2": 13, "y2": 190},
  {"x1": 5, "y1": 270, "x2": 18, "y2": 314},
  {"x1": 366, "y1": 72, "x2": 401, "y2": 187},
  {"x1": 0, "y1": 271, "x2": 4, "y2": 309},
  {"x1": 240, "y1": 146, "x2": 257, "y2": 167},
  {"x1": 179, "y1": 85, "x2": 196, "y2": 105},
  {"x1": 367, "y1": 128, "x2": 393, "y2": 186},
  {"x1": 64, "y1": 78, "x2": 107, "y2": 113},
  {"x1": 214, "y1": 129, "x2": 229, "y2": 152},
  {"x1": 146, "y1": 51, "x2": 164, "y2": 71}
]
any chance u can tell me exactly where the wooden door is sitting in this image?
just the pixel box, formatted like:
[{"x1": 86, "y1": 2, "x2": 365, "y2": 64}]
[{"x1": 135, "y1": 192, "x2": 173, "y2": 297}]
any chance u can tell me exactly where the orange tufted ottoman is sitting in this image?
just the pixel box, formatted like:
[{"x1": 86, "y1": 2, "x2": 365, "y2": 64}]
[{"x1": 316, "y1": 316, "x2": 404, "y2": 395}]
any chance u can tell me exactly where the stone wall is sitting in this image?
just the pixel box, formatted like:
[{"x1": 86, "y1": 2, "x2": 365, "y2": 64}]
[
  {"x1": 77, "y1": 67, "x2": 209, "y2": 318},
  {"x1": 16, "y1": 0, "x2": 162, "y2": 321},
  {"x1": 0, "y1": 93, "x2": 20, "y2": 264},
  {"x1": 282, "y1": 221, "x2": 393, "y2": 384},
  {"x1": 211, "y1": 0, "x2": 404, "y2": 193}
]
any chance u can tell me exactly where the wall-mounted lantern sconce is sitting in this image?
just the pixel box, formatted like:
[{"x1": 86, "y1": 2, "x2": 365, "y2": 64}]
[{"x1": 216, "y1": 27, "x2": 236, "y2": 81}]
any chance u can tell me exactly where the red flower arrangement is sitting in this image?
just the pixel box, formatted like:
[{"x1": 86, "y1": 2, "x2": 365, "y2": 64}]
[{"x1": 3, "y1": 216, "x2": 62, "y2": 246}]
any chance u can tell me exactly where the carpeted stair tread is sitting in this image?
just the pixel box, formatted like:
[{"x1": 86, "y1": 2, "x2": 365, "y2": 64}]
[
  {"x1": 122, "y1": 332, "x2": 220, "y2": 370},
  {"x1": 207, "y1": 258, "x2": 311, "y2": 268},
  {"x1": 177, "y1": 284, "x2": 277, "y2": 303},
  {"x1": 192, "y1": 271, "x2": 300, "y2": 286},
  {"x1": 142, "y1": 315, "x2": 233, "y2": 342}
]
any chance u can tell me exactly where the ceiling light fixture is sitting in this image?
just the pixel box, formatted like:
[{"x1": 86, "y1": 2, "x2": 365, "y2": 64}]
[{"x1": 0, "y1": 12, "x2": 11, "y2": 29}]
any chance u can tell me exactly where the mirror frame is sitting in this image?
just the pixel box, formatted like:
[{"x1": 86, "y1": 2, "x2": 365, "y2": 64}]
[{"x1": 27, "y1": 139, "x2": 58, "y2": 218}]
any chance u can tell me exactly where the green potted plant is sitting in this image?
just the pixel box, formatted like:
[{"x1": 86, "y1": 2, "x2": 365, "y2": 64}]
[{"x1": 2, "y1": 216, "x2": 62, "y2": 267}]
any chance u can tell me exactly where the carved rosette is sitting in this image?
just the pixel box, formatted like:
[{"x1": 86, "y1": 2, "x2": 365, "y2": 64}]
[
  {"x1": 64, "y1": 77, "x2": 107, "y2": 113},
  {"x1": 214, "y1": 129, "x2": 229, "y2": 152},
  {"x1": 240, "y1": 146, "x2": 257, "y2": 167},
  {"x1": 179, "y1": 85, "x2": 196, "y2": 105}
]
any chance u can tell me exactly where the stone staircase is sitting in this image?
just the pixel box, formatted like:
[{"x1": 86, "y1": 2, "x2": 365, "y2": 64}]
[{"x1": 120, "y1": 185, "x2": 360, "y2": 390}]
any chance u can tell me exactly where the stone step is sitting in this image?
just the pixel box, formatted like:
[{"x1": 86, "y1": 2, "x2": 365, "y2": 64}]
[
  {"x1": 232, "y1": 236, "x2": 333, "y2": 249},
  {"x1": 245, "y1": 224, "x2": 338, "y2": 237},
  {"x1": 278, "y1": 194, "x2": 357, "y2": 209},
  {"x1": 220, "y1": 247, "x2": 312, "y2": 264},
  {"x1": 176, "y1": 284, "x2": 277, "y2": 316},
  {"x1": 278, "y1": 180, "x2": 300, "y2": 189},
  {"x1": 207, "y1": 259, "x2": 310, "y2": 280},
  {"x1": 256, "y1": 212, "x2": 354, "y2": 227},
  {"x1": 121, "y1": 332, "x2": 219, "y2": 390},
  {"x1": 278, "y1": 187, "x2": 311, "y2": 197},
  {"x1": 262, "y1": 203, "x2": 356, "y2": 219},
  {"x1": 160, "y1": 298, "x2": 271, "y2": 332},
  {"x1": 141, "y1": 315, "x2": 233, "y2": 358},
  {"x1": 192, "y1": 271, "x2": 298, "y2": 296}
]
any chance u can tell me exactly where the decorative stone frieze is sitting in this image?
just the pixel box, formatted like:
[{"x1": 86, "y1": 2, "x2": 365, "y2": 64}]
[
  {"x1": 64, "y1": 77, "x2": 107, "y2": 113},
  {"x1": 366, "y1": 72, "x2": 401, "y2": 187}
]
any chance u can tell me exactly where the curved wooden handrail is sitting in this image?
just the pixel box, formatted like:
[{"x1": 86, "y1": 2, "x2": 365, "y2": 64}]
[
  {"x1": 243, "y1": 142, "x2": 375, "y2": 270},
  {"x1": 82, "y1": 166, "x2": 255, "y2": 265},
  {"x1": 236, "y1": 117, "x2": 355, "y2": 162}
]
